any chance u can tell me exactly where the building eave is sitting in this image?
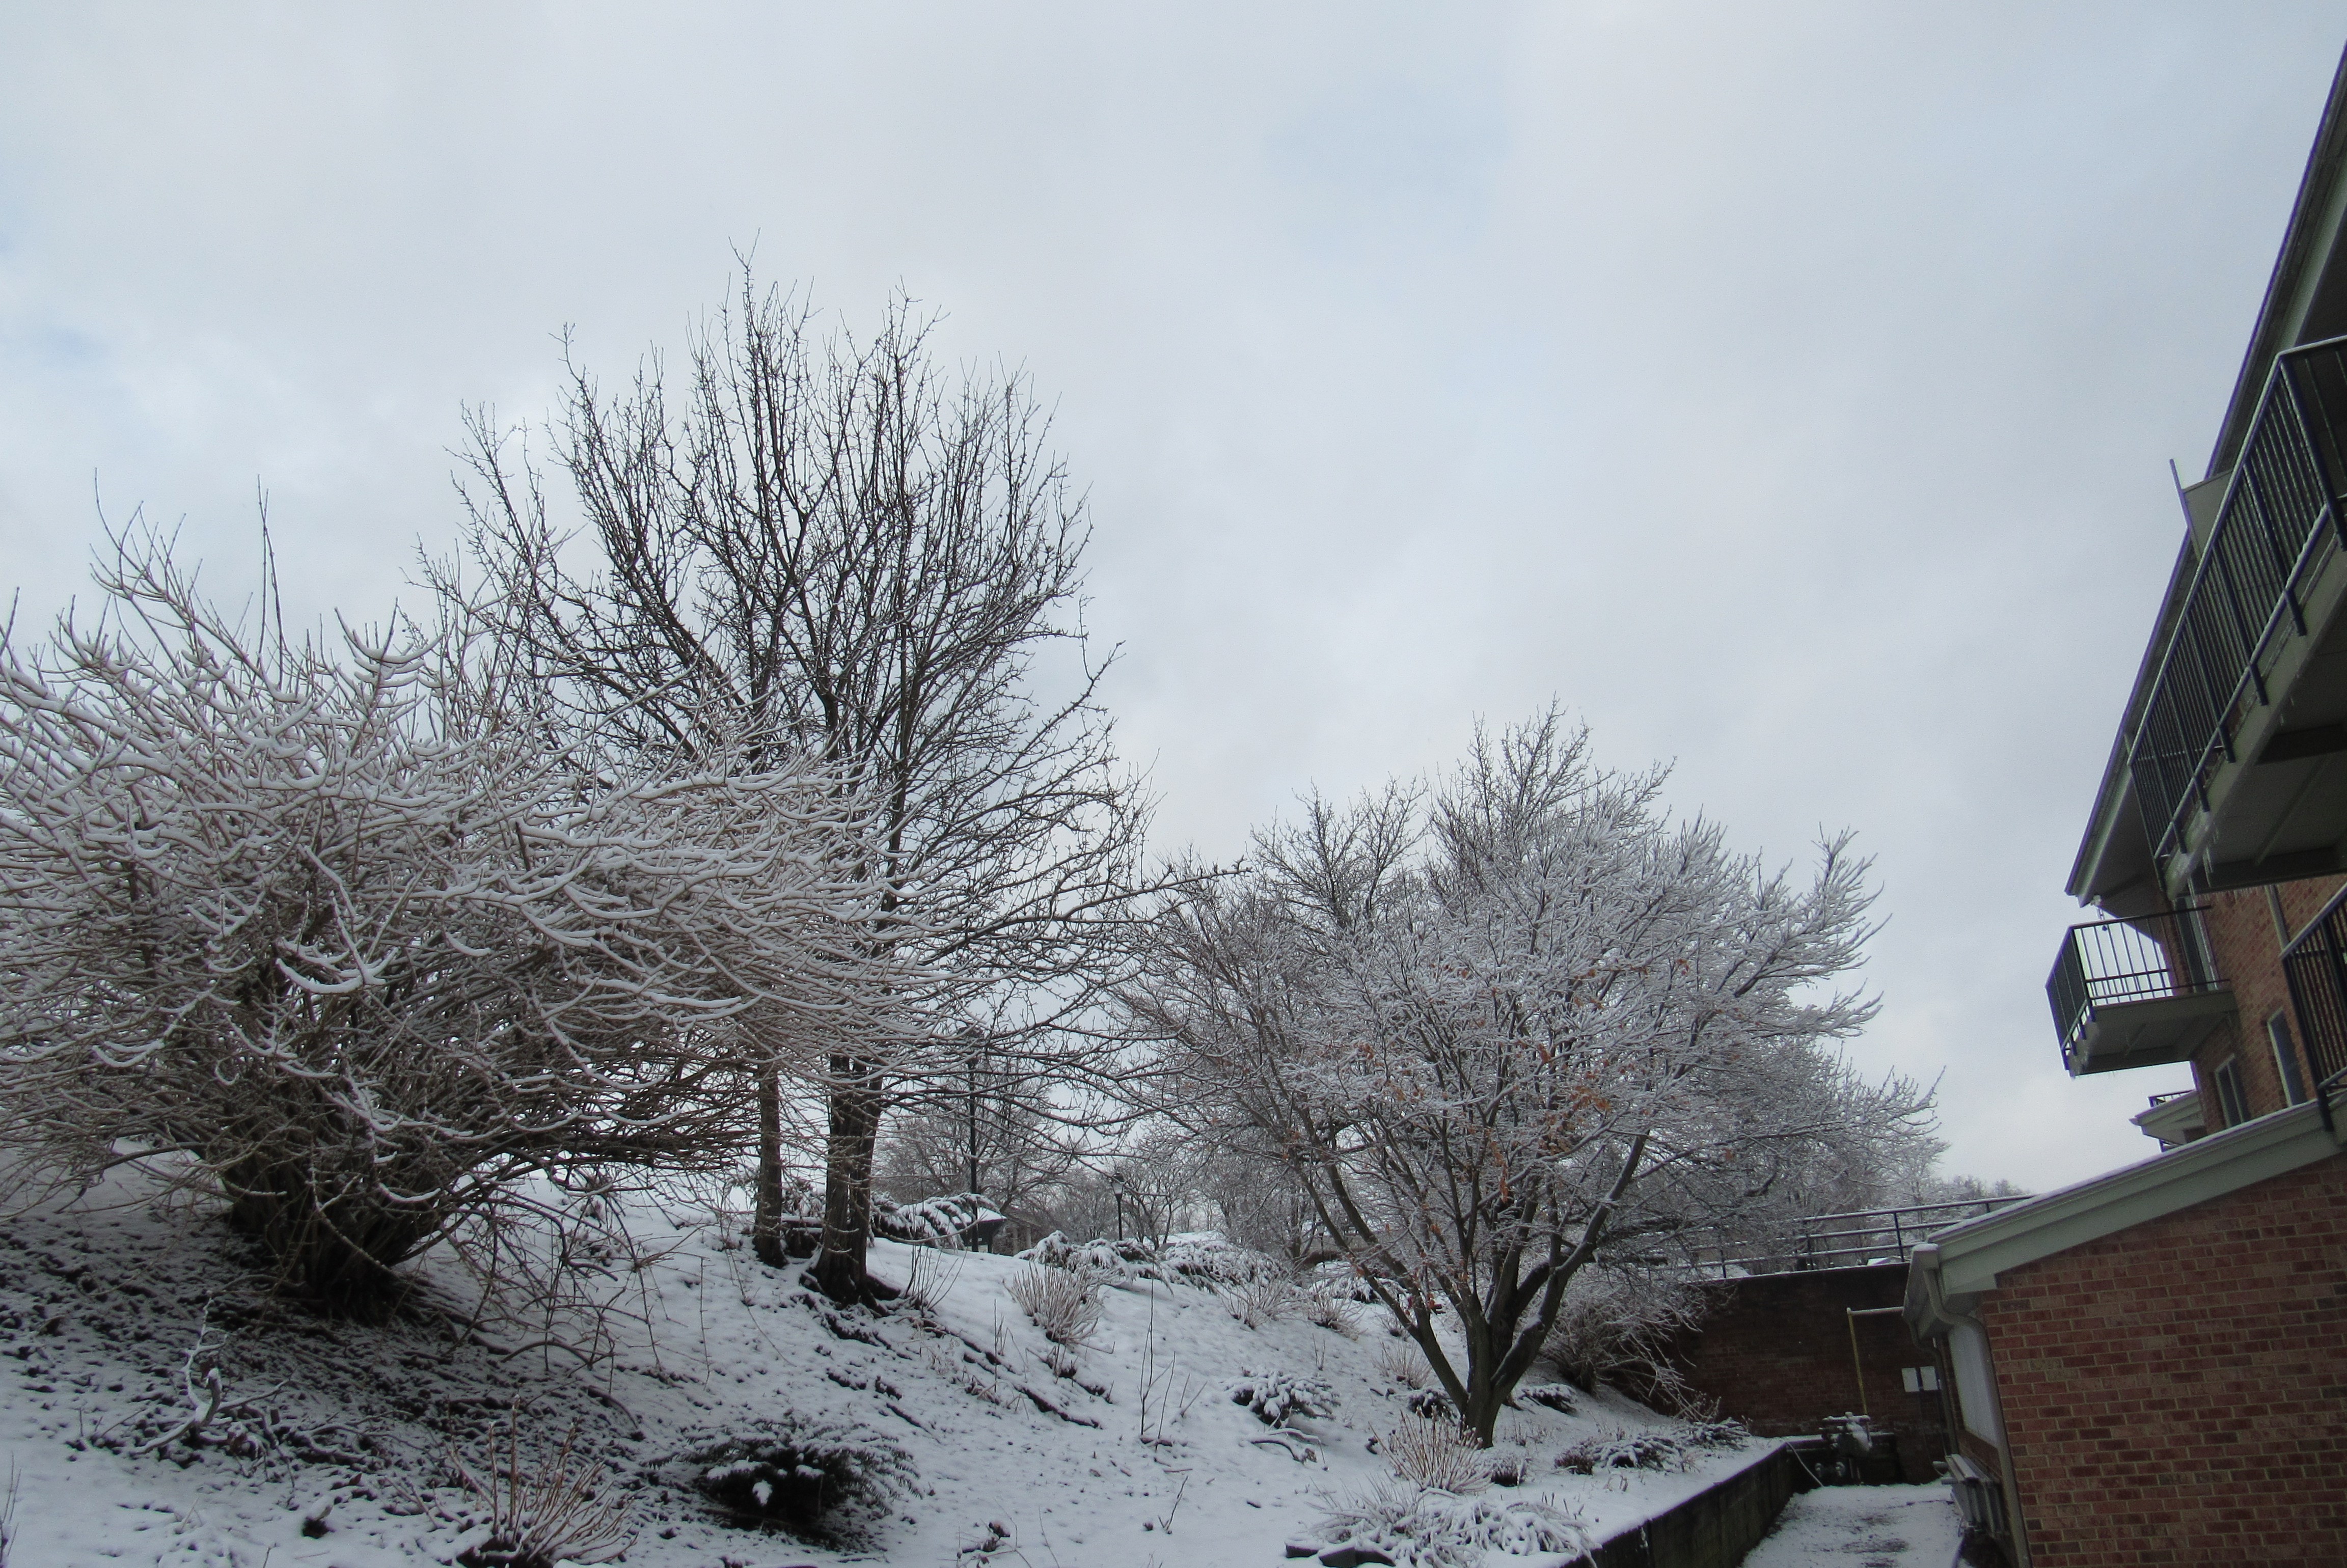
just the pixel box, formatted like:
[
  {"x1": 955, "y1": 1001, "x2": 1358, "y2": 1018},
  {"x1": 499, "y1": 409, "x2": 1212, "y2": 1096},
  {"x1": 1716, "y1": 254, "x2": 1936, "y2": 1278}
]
[
  {"x1": 2209, "y1": 47, "x2": 2347, "y2": 481},
  {"x1": 1910, "y1": 1100, "x2": 2343, "y2": 1315},
  {"x1": 2065, "y1": 537, "x2": 2195, "y2": 912}
]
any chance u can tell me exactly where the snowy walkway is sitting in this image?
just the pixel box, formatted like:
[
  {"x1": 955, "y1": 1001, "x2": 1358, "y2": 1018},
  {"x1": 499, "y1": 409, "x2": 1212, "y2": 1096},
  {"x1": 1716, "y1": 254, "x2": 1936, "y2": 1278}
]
[{"x1": 1738, "y1": 1482, "x2": 1961, "y2": 1567}]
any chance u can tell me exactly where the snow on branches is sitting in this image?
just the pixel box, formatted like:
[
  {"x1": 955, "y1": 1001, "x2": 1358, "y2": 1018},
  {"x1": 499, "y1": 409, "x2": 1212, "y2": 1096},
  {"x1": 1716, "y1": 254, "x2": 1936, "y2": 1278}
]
[
  {"x1": 1126, "y1": 709, "x2": 1930, "y2": 1443},
  {"x1": 0, "y1": 534, "x2": 912, "y2": 1314}
]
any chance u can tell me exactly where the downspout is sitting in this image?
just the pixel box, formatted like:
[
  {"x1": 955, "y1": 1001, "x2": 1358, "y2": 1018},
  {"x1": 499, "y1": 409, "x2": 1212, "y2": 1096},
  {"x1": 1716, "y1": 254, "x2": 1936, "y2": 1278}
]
[{"x1": 1906, "y1": 1243, "x2": 2032, "y2": 1568}]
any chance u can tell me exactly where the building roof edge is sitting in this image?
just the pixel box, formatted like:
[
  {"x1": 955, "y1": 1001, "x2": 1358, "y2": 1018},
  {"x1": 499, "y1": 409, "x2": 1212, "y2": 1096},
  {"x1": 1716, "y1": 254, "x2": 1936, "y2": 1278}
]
[
  {"x1": 1924, "y1": 1101, "x2": 2342, "y2": 1298},
  {"x1": 2208, "y1": 44, "x2": 2347, "y2": 479}
]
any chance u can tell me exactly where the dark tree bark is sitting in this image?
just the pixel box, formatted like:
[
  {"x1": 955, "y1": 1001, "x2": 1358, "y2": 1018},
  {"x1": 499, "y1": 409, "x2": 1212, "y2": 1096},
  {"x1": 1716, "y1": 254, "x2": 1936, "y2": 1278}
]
[
  {"x1": 753, "y1": 1062, "x2": 788, "y2": 1268},
  {"x1": 815, "y1": 1065, "x2": 887, "y2": 1301}
]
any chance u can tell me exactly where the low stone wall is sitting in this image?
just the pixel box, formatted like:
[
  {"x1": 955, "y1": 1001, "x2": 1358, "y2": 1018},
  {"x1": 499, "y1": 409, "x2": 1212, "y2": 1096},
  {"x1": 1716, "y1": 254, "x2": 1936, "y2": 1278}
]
[{"x1": 1576, "y1": 1442, "x2": 1805, "y2": 1568}]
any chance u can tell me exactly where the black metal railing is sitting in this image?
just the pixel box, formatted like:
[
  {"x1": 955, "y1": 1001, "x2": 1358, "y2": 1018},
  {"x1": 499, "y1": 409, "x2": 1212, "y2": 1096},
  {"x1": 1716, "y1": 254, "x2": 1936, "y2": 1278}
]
[
  {"x1": 2045, "y1": 905, "x2": 2223, "y2": 1066},
  {"x1": 2281, "y1": 892, "x2": 2347, "y2": 1093},
  {"x1": 1682, "y1": 1197, "x2": 2031, "y2": 1279},
  {"x1": 2128, "y1": 336, "x2": 2347, "y2": 875}
]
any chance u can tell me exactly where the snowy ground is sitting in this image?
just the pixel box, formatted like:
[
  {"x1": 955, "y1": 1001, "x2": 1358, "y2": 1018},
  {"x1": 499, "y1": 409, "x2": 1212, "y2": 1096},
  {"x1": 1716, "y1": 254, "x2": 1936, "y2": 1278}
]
[
  {"x1": 1738, "y1": 1483, "x2": 1962, "y2": 1568},
  {"x1": 0, "y1": 1176, "x2": 1781, "y2": 1566}
]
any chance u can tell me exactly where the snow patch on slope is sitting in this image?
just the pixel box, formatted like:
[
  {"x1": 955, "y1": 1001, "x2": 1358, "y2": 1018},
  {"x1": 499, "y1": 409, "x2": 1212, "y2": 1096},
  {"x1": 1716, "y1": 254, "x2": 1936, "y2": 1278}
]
[{"x1": 0, "y1": 1176, "x2": 1776, "y2": 1565}]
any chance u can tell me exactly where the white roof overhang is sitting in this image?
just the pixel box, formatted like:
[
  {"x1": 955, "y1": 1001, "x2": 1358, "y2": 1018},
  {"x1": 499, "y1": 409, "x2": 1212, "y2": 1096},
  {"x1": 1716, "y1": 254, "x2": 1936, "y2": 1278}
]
[{"x1": 1907, "y1": 1099, "x2": 2343, "y2": 1338}]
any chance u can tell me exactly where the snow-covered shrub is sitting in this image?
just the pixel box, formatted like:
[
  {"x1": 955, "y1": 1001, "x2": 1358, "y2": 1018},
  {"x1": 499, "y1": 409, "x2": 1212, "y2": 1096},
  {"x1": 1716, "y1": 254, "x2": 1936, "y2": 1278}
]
[
  {"x1": 1304, "y1": 1283, "x2": 1364, "y2": 1336},
  {"x1": 1016, "y1": 1231, "x2": 1151, "y2": 1280},
  {"x1": 1486, "y1": 1450, "x2": 1528, "y2": 1487},
  {"x1": 1219, "y1": 1275, "x2": 1300, "y2": 1328},
  {"x1": 1683, "y1": 1415, "x2": 1749, "y2": 1448},
  {"x1": 1014, "y1": 1229, "x2": 1281, "y2": 1290},
  {"x1": 1513, "y1": 1382, "x2": 1577, "y2": 1414},
  {"x1": 670, "y1": 1419, "x2": 913, "y2": 1533},
  {"x1": 1005, "y1": 1263, "x2": 1104, "y2": 1346},
  {"x1": 1373, "y1": 1341, "x2": 1431, "y2": 1388},
  {"x1": 0, "y1": 536, "x2": 903, "y2": 1316},
  {"x1": 1228, "y1": 1368, "x2": 1339, "y2": 1425},
  {"x1": 1308, "y1": 1264, "x2": 1381, "y2": 1304},
  {"x1": 1313, "y1": 1483, "x2": 1587, "y2": 1568},
  {"x1": 1380, "y1": 1413, "x2": 1491, "y2": 1493},
  {"x1": 1554, "y1": 1428, "x2": 1683, "y2": 1474},
  {"x1": 1156, "y1": 1231, "x2": 1284, "y2": 1286},
  {"x1": 451, "y1": 1424, "x2": 634, "y2": 1567},
  {"x1": 873, "y1": 1192, "x2": 998, "y2": 1249},
  {"x1": 1405, "y1": 1387, "x2": 1454, "y2": 1421}
]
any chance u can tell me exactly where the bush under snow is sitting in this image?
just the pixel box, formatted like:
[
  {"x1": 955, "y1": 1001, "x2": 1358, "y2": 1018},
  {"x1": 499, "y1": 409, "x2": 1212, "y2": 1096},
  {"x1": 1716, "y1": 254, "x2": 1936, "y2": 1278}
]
[
  {"x1": 0, "y1": 539, "x2": 902, "y2": 1315},
  {"x1": 873, "y1": 1192, "x2": 1001, "y2": 1249},
  {"x1": 1379, "y1": 1413, "x2": 1491, "y2": 1494},
  {"x1": 1555, "y1": 1428, "x2": 1684, "y2": 1474},
  {"x1": 1015, "y1": 1229, "x2": 1282, "y2": 1289},
  {"x1": 1227, "y1": 1368, "x2": 1340, "y2": 1425},
  {"x1": 1513, "y1": 1382, "x2": 1578, "y2": 1414},
  {"x1": 667, "y1": 1418, "x2": 914, "y2": 1534},
  {"x1": 1219, "y1": 1275, "x2": 1300, "y2": 1328},
  {"x1": 1313, "y1": 1483, "x2": 1589, "y2": 1568},
  {"x1": 1004, "y1": 1262, "x2": 1105, "y2": 1346}
]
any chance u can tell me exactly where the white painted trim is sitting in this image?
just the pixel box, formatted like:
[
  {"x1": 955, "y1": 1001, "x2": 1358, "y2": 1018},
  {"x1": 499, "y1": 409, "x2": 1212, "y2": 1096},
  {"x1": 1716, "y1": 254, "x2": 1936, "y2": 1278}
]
[{"x1": 1925, "y1": 1101, "x2": 2341, "y2": 1298}]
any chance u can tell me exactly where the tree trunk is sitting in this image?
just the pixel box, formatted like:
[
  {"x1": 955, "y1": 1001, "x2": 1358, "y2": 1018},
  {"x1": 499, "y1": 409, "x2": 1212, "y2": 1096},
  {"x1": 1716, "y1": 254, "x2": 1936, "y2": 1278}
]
[
  {"x1": 814, "y1": 1063, "x2": 888, "y2": 1303},
  {"x1": 752, "y1": 1061, "x2": 788, "y2": 1267}
]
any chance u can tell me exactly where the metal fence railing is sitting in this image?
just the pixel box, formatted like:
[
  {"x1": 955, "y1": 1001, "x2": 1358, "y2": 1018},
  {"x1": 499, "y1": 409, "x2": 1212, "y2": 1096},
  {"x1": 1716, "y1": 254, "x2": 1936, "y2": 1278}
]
[
  {"x1": 1681, "y1": 1196, "x2": 2031, "y2": 1279},
  {"x1": 2281, "y1": 892, "x2": 2347, "y2": 1094},
  {"x1": 2127, "y1": 336, "x2": 2347, "y2": 876},
  {"x1": 2045, "y1": 905, "x2": 2224, "y2": 1068}
]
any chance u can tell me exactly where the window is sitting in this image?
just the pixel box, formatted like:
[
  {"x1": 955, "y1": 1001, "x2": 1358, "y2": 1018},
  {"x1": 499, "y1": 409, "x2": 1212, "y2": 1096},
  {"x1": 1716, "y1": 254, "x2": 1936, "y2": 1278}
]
[
  {"x1": 2213, "y1": 1056, "x2": 2250, "y2": 1127},
  {"x1": 2269, "y1": 1011, "x2": 2311, "y2": 1106}
]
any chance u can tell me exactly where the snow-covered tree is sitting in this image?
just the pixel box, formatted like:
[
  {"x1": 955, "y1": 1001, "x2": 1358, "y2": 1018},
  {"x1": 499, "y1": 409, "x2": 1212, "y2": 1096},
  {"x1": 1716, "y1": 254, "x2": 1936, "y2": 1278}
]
[
  {"x1": 0, "y1": 533, "x2": 904, "y2": 1316},
  {"x1": 1188, "y1": 1126, "x2": 1331, "y2": 1267},
  {"x1": 435, "y1": 274, "x2": 1150, "y2": 1300},
  {"x1": 875, "y1": 1048, "x2": 1085, "y2": 1251},
  {"x1": 1125, "y1": 711, "x2": 1929, "y2": 1443}
]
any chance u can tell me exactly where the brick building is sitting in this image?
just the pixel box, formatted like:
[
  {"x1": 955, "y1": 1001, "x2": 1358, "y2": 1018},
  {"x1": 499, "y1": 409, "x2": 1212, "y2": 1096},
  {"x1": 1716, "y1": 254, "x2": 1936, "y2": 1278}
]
[
  {"x1": 1902, "y1": 46, "x2": 2347, "y2": 1567},
  {"x1": 1666, "y1": 1263, "x2": 1948, "y2": 1483}
]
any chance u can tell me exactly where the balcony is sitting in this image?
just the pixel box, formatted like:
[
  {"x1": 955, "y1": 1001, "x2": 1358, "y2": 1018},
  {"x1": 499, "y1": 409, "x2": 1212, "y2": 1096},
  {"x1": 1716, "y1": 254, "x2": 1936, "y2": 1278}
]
[
  {"x1": 2279, "y1": 890, "x2": 2347, "y2": 1099},
  {"x1": 2123, "y1": 334, "x2": 2347, "y2": 896},
  {"x1": 2046, "y1": 906, "x2": 2233, "y2": 1076},
  {"x1": 2131, "y1": 1089, "x2": 2206, "y2": 1149}
]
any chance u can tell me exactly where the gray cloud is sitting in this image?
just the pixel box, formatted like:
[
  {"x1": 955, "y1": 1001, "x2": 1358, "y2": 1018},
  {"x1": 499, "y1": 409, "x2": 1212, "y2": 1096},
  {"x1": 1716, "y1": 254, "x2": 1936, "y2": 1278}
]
[{"x1": 5, "y1": 1, "x2": 2343, "y2": 1189}]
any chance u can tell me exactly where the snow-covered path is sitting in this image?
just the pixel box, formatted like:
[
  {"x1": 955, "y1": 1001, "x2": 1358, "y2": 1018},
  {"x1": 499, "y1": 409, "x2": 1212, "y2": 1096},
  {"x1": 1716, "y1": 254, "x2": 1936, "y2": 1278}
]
[{"x1": 1737, "y1": 1482, "x2": 1962, "y2": 1567}]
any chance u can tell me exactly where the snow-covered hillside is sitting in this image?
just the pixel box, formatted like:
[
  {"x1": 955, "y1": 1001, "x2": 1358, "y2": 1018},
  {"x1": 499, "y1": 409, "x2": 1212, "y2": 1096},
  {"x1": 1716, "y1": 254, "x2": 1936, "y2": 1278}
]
[{"x1": 0, "y1": 1178, "x2": 1777, "y2": 1566}]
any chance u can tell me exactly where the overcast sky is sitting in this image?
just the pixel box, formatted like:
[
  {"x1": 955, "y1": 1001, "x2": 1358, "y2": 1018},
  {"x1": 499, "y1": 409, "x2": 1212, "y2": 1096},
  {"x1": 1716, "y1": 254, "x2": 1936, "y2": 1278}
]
[{"x1": 5, "y1": 4, "x2": 2344, "y2": 1192}]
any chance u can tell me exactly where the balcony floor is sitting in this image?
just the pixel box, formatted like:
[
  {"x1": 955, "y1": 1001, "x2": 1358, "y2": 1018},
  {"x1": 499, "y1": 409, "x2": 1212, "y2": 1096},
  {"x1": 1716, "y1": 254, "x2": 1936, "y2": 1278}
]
[{"x1": 2069, "y1": 988, "x2": 2236, "y2": 1075}]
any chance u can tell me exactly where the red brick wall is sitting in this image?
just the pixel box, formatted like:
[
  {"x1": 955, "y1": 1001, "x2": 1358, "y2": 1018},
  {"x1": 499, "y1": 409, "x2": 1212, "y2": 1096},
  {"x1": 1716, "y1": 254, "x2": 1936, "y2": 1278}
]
[
  {"x1": 2191, "y1": 875, "x2": 2343, "y2": 1124},
  {"x1": 1666, "y1": 1264, "x2": 1948, "y2": 1483},
  {"x1": 1977, "y1": 1147, "x2": 2347, "y2": 1565}
]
